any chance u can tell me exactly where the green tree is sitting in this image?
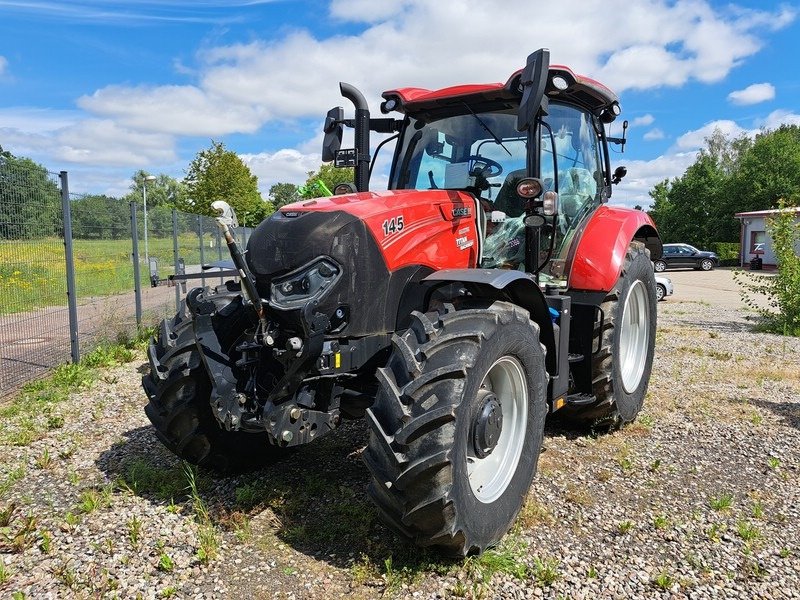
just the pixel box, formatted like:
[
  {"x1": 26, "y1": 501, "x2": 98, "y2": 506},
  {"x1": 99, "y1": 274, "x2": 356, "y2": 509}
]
[
  {"x1": 649, "y1": 125, "x2": 800, "y2": 247},
  {"x1": 301, "y1": 164, "x2": 355, "y2": 199},
  {"x1": 648, "y1": 154, "x2": 724, "y2": 248},
  {"x1": 182, "y1": 141, "x2": 273, "y2": 225},
  {"x1": 0, "y1": 148, "x2": 61, "y2": 239},
  {"x1": 268, "y1": 182, "x2": 300, "y2": 209},
  {"x1": 71, "y1": 194, "x2": 130, "y2": 239}
]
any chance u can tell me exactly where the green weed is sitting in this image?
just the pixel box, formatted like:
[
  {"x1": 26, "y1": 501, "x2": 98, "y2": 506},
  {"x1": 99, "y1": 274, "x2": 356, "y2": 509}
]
[
  {"x1": 709, "y1": 493, "x2": 734, "y2": 511},
  {"x1": 653, "y1": 571, "x2": 674, "y2": 590},
  {"x1": 158, "y1": 552, "x2": 175, "y2": 572}
]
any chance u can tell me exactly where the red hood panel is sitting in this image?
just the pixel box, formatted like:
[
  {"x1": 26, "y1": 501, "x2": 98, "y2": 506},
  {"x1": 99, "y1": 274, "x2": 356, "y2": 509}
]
[{"x1": 281, "y1": 190, "x2": 481, "y2": 272}]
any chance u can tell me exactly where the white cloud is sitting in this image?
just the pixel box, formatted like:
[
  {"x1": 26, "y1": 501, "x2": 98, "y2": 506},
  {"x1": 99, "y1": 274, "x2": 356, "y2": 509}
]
[
  {"x1": 6, "y1": 0, "x2": 798, "y2": 198},
  {"x1": 0, "y1": 56, "x2": 7, "y2": 76},
  {"x1": 0, "y1": 108, "x2": 176, "y2": 168},
  {"x1": 675, "y1": 119, "x2": 747, "y2": 150},
  {"x1": 72, "y1": 0, "x2": 795, "y2": 140},
  {"x1": 728, "y1": 82, "x2": 775, "y2": 105},
  {"x1": 78, "y1": 84, "x2": 269, "y2": 136},
  {"x1": 610, "y1": 152, "x2": 698, "y2": 209},
  {"x1": 240, "y1": 148, "x2": 323, "y2": 195},
  {"x1": 631, "y1": 114, "x2": 655, "y2": 127},
  {"x1": 643, "y1": 128, "x2": 665, "y2": 141},
  {"x1": 615, "y1": 108, "x2": 800, "y2": 209}
]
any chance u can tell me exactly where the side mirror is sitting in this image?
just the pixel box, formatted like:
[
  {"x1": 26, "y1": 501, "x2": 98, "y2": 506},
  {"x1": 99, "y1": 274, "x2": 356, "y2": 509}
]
[
  {"x1": 612, "y1": 165, "x2": 627, "y2": 184},
  {"x1": 322, "y1": 107, "x2": 344, "y2": 162}
]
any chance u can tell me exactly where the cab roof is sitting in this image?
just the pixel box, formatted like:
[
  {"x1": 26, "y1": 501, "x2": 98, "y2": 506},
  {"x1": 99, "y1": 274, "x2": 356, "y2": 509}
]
[{"x1": 382, "y1": 65, "x2": 619, "y2": 120}]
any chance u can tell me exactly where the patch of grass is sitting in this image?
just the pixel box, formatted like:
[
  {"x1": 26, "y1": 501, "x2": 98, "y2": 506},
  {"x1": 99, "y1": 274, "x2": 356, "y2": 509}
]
[
  {"x1": 564, "y1": 483, "x2": 593, "y2": 506},
  {"x1": 736, "y1": 520, "x2": 761, "y2": 542},
  {"x1": 464, "y1": 539, "x2": 531, "y2": 584},
  {"x1": 617, "y1": 520, "x2": 634, "y2": 534},
  {"x1": 516, "y1": 499, "x2": 554, "y2": 528},
  {"x1": 39, "y1": 529, "x2": 53, "y2": 554},
  {"x1": 0, "y1": 557, "x2": 8, "y2": 584},
  {"x1": 707, "y1": 523, "x2": 723, "y2": 542},
  {"x1": 184, "y1": 464, "x2": 218, "y2": 564},
  {"x1": 587, "y1": 565, "x2": 598, "y2": 579},
  {"x1": 653, "y1": 571, "x2": 675, "y2": 590},
  {"x1": 160, "y1": 587, "x2": 178, "y2": 598},
  {"x1": 751, "y1": 501, "x2": 764, "y2": 519},
  {"x1": 530, "y1": 555, "x2": 560, "y2": 586},
  {"x1": 653, "y1": 514, "x2": 669, "y2": 529},
  {"x1": 0, "y1": 502, "x2": 17, "y2": 528},
  {"x1": 0, "y1": 337, "x2": 138, "y2": 446},
  {"x1": 118, "y1": 458, "x2": 194, "y2": 501},
  {"x1": 157, "y1": 552, "x2": 174, "y2": 572},
  {"x1": 127, "y1": 515, "x2": 142, "y2": 548},
  {"x1": 34, "y1": 448, "x2": 53, "y2": 470},
  {"x1": 779, "y1": 547, "x2": 791, "y2": 558},
  {"x1": 350, "y1": 554, "x2": 382, "y2": 586},
  {"x1": 768, "y1": 457, "x2": 781, "y2": 470},
  {"x1": 77, "y1": 485, "x2": 113, "y2": 514},
  {"x1": 708, "y1": 492, "x2": 734, "y2": 511}
]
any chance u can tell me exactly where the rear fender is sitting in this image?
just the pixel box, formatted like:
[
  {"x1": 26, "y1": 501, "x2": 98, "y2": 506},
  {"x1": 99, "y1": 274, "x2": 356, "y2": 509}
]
[
  {"x1": 568, "y1": 206, "x2": 661, "y2": 292},
  {"x1": 422, "y1": 269, "x2": 557, "y2": 377}
]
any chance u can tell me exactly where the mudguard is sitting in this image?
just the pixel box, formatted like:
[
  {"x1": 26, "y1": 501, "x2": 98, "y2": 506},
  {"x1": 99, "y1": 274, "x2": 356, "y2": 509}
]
[
  {"x1": 567, "y1": 206, "x2": 661, "y2": 293},
  {"x1": 422, "y1": 269, "x2": 557, "y2": 376}
]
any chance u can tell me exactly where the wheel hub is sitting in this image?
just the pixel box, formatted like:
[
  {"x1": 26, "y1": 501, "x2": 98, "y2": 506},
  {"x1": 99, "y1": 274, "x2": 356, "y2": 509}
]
[{"x1": 472, "y1": 390, "x2": 503, "y2": 458}]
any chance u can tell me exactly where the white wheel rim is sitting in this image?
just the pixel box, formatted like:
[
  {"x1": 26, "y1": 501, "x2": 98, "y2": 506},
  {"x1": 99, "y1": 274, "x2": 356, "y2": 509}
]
[
  {"x1": 467, "y1": 356, "x2": 527, "y2": 504},
  {"x1": 619, "y1": 280, "x2": 650, "y2": 394}
]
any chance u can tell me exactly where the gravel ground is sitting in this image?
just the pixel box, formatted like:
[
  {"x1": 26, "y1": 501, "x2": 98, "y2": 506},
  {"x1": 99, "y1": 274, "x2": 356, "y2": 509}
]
[{"x1": 1, "y1": 297, "x2": 798, "y2": 599}]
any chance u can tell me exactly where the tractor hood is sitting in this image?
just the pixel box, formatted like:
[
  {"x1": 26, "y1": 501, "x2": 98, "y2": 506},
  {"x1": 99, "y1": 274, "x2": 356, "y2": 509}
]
[{"x1": 245, "y1": 189, "x2": 482, "y2": 336}]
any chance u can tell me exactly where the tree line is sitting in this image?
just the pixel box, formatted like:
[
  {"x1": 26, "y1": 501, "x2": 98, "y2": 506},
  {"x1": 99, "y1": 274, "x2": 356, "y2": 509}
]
[
  {"x1": 0, "y1": 141, "x2": 353, "y2": 241},
  {"x1": 647, "y1": 125, "x2": 800, "y2": 249}
]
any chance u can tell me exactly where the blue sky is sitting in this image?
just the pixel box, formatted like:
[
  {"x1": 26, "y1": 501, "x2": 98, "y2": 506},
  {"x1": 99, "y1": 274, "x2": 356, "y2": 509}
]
[{"x1": 1, "y1": 0, "x2": 799, "y2": 208}]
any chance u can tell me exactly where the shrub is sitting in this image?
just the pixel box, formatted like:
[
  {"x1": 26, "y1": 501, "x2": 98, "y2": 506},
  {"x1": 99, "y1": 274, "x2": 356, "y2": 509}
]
[{"x1": 711, "y1": 242, "x2": 740, "y2": 266}]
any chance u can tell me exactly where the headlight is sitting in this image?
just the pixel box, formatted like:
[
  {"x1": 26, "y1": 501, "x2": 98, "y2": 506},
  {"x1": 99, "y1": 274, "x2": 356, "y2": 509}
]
[{"x1": 270, "y1": 258, "x2": 341, "y2": 310}]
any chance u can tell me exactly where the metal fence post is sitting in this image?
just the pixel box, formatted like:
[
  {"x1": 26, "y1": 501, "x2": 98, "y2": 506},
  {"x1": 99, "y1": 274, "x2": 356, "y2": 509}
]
[
  {"x1": 198, "y1": 215, "x2": 206, "y2": 288},
  {"x1": 172, "y1": 209, "x2": 180, "y2": 312},
  {"x1": 60, "y1": 171, "x2": 80, "y2": 363},
  {"x1": 131, "y1": 201, "x2": 142, "y2": 326}
]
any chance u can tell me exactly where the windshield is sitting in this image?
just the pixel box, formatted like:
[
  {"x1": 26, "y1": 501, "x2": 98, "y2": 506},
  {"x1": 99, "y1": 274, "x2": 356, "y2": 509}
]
[
  {"x1": 389, "y1": 102, "x2": 606, "y2": 281},
  {"x1": 390, "y1": 110, "x2": 526, "y2": 201}
]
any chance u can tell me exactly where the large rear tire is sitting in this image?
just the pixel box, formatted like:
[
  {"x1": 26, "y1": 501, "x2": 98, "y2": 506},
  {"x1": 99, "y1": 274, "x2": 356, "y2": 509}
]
[
  {"x1": 363, "y1": 301, "x2": 547, "y2": 556},
  {"x1": 563, "y1": 241, "x2": 657, "y2": 427},
  {"x1": 142, "y1": 285, "x2": 279, "y2": 473}
]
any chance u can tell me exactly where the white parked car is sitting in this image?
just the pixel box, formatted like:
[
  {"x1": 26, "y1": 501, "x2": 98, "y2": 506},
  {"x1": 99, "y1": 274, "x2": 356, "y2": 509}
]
[{"x1": 655, "y1": 275, "x2": 673, "y2": 302}]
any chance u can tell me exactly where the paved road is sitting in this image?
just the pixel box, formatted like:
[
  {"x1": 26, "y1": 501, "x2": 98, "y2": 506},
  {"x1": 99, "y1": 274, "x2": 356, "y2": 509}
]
[{"x1": 659, "y1": 266, "x2": 772, "y2": 310}]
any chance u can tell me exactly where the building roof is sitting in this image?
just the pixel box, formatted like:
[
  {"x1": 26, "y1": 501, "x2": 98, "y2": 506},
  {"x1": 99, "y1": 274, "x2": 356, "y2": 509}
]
[{"x1": 735, "y1": 207, "x2": 800, "y2": 219}]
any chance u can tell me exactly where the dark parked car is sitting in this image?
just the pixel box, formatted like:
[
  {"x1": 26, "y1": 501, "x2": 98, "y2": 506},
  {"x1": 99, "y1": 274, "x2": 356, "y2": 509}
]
[{"x1": 654, "y1": 243, "x2": 719, "y2": 272}]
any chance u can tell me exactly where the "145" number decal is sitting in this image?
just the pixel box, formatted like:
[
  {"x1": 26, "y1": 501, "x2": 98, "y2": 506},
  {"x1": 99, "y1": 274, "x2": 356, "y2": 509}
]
[{"x1": 382, "y1": 215, "x2": 405, "y2": 236}]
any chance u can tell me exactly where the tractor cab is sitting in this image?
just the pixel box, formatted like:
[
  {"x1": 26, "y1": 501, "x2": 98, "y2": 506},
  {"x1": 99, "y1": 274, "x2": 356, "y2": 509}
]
[{"x1": 323, "y1": 49, "x2": 629, "y2": 285}]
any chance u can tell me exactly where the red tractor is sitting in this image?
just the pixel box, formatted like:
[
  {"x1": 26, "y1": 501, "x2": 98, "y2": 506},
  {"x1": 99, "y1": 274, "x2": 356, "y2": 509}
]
[{"x1": 143, "y1": 49, "x2": 661, "y2": 556}]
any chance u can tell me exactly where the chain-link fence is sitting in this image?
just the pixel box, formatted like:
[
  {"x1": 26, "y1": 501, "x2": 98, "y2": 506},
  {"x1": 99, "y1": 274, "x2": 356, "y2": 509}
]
[{"x1": 0, "y1": 164, "x2": 251, "y2": 397}]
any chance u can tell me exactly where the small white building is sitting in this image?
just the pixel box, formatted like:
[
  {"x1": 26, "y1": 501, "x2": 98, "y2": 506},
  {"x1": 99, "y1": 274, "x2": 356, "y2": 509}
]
[{"x1": 735, "y1": 207, "x2": 800, "y2": 268}]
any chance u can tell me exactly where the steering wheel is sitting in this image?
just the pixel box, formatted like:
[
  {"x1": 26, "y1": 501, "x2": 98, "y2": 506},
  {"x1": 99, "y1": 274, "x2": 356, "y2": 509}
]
[{"x1": 467, "y1": 155, "x2": 503, "y2": 178}]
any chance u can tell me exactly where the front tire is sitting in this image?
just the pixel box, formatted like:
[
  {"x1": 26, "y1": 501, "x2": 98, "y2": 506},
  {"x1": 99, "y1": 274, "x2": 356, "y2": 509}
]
[
  {"x1": 142, "y1": 286, "x2": 280, "y2": 472},
  {"x1": 655, "y1": 283, "x2": 666, "y2": 302},
  {"x1": 562, "y1": 241, "x2": 657, "y2": 427},
  {"x1": 653, "y1": 260, "x2": 666, "y2": 272},
  {"x1": 699, "y1": 258, "x2": 714, "y2": 271},
  {"x1": 363, "y1": 301, "x2": 547, "y2": 556}
]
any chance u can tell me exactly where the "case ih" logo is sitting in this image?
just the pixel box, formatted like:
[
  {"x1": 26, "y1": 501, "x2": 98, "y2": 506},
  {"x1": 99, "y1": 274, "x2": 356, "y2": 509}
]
[{"x1": 452, "y1": 207, "x2": 471, "y2": 218}]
